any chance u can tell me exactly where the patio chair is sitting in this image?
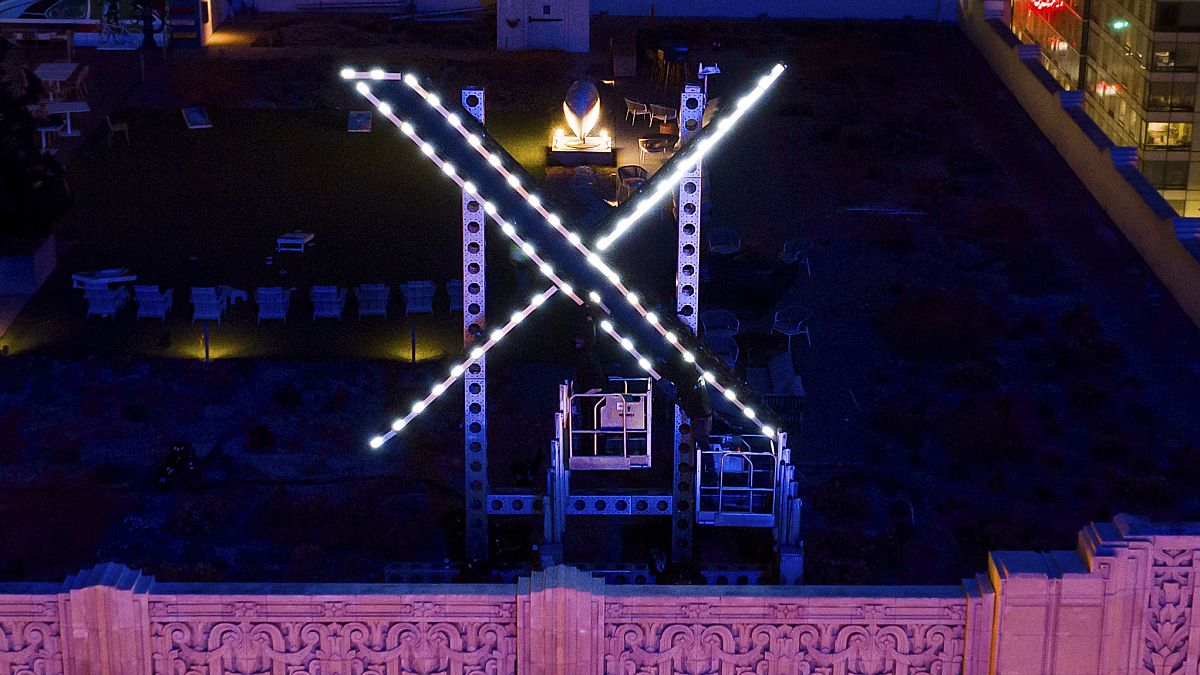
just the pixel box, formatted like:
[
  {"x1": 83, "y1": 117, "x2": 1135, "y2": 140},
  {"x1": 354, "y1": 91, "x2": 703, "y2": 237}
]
[
  {"x1": 780, "y1": 238, "x2": 812, "y2": 276},
  {"x1": 311, "y1": 285, "x2": 347, "y2": 319},
  {"x1": 700, "y1": 309, "x2": 739, "y2": 337},
  {"x1": 105, "y1": 115, "x2": 130, "y2": 147},
  {"x1": 255, "y1": 287, "x2": 293, "y2": 322},
  {"x1": 616, "y1": 165, "x2": 649, "y2": 201},
  {"x1": 638, "y1": 136, "x2": 672, "y2": 164},
  {"x1": 191, "y1": 286, "x2": 232, "y2": 323},
  {"x1": 707, "y1": 228, "x2": 741, "y2": 255},
  {"x1": 446, "y1": 280, "x2": 463, "y2": 312},
  {"x1": 84, "y1": 286, "x2": 128, "y2": 319},
  {"x1": 648, "y1": 104, "x2": 678, "y2": 128},
  {"x1": 703, "y1": 334, "x2": 739, "y2": 367},
  {"x1": 624, "y1": 98, "x2": 650, "y2": 125},
  {"x1": 61, "y1": 64, "x2": 88, "y2": 100},
  {"x1": 400, "y1": 280, "x2": 436, "y2": 316},
  {"x1": 355, "y1": 283, "x2": 390, "y2": 318},
  {"x1": 134, "y1": 285, "x2": 173, "y2": 321},
  {"x1": 773, "y1": 306, "x2": 813, "y2": 350}
]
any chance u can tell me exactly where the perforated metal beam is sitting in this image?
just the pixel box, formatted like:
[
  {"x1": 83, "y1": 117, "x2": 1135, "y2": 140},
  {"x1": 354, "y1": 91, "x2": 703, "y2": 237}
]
[
  {"x1": 673, "y1": 83, "x2": 705, "y2": 563},
  {"x1": 462, "y1": 87, "x2": 489, "y2": 560}
]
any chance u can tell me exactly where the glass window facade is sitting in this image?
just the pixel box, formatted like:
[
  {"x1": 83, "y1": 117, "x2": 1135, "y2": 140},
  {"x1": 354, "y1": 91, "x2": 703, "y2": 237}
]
[{"x1": 1015, "y1": 0, "x2": 1200, "y2": 215}]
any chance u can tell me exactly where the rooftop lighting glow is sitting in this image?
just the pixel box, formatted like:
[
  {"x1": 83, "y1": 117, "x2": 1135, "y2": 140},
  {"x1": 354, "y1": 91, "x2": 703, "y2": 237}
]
[
  {"x1": 377, "y1": 102, "x2": 392, "y2": 116},
  {"x1": 507, "y1": 175, "x2": 521, "y2": 189},
  {"x1": 501, "y1": 222, "x2": 515, "y2": 236},
  {"x1": 567, "y1": 231, "x2": 580, "y2": 245},
  {"x1": 665, "y1": 331, "x2": 678, "y2": 344},
  {"x1": 447, "y1": 113, "x2": 461, "y2": 128},
  {"x1": 370, "y1": 436, "x2": 384, "y2": 449},
  {"x1": 340, "y1": 67, "x2": 355, "y2": 79},
  {"x1": 490, "y1": 329, "x2": 505, "y2": 341},
  {"x1": 760, "y1": 425, "x2": 775, "y2": 437},
  {"x1": 442, "y1": 163, "x2": 456, "y2": 177},
  {"x1": 421, "y1": 143, "x2": 434, "y2": 156},
  {"x1": 589, "y1": 291, "x2": 602, "y2": 303},
  {"x1": 600, "y1": 319, "x2": 613, "y2": 331},
  {"x1": 488, "y1": 154, "x2": 501, "y2": 167},
  {"x1": 743, "y1": 408, "x2": 756, "y2": 419},
  {"x1": 702, "y1": 371, "x2": 715, "y2": 384},
  {"x1": 483, "y1": 202, "x2": 497, "y2": 215},
  {"x1": 462, "y1": 181, "x2": 476, "y2": 195},
  {"x1": 645, "y1": 312, "x2": 659, "y2": 325},
  {"x1": 468, "y1": 134, "x2": 482, "y2": 148},
  {"x1": 412, "y1": 401, "x2": 426, "y2": 414},
  {"x1": 521, "y1": 242, "x2": 535, "y2": 256},
  {"x1": 400, "y1": 121, "x2": 414, "y2": 135},
  {"x1": 527, "y1": 195, "x2": 541, "y2": 209},
  {"x1": 470, "y1": 347, "x2": 484, "y2": 359},
  {"x1": 451, "y1": 365, "x2": 464, "y2": 377},
  {"x1": 620, "y1": 337, "x2": 633, "y2": 350},
  {"x1": 594, "y1": 63, "x2": 786, "y2": 250},
  {"x1": 626, "y1": 292, "x2": 639, "y2": 305},
  {"x1": 638, "y1": 357, "x2": 652, "y2": 370},
  {"x1": 682, "y1": 351, "x2": 695, "y2": 363},
  {"x1": 425, "y1": 93, "x2": 440, "y2": 107},
  {"x1": 355, "y1": 82, "x2": 370, "y2": 95},
  {"x1": 391, "y1": 418, "x2": 406, "y2": 431},
  {"x1": 723, "y1": 389, "x2": 736, "y2": 401},
  {"x1": 370, "y1": 68, "x2": 385, "y2": 80},
  {"x1": 539, "y1": 263, "x2": 553, "y2": 276}
]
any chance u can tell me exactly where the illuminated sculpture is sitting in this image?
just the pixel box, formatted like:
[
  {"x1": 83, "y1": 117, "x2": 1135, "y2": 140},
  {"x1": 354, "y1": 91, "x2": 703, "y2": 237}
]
[{"x1": 552, "y1": 80, "x2": 611, "y2": 154}]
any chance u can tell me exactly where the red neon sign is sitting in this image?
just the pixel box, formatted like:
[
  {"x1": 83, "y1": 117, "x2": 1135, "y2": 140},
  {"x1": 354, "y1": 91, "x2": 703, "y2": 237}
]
[{"x1": 1031, "y1": 0, "x2": 1066, "y2": 11}]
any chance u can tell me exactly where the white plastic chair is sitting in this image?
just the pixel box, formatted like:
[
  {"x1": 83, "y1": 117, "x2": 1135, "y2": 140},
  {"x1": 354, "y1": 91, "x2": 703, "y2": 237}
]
[
  {"x1": 191, "y1": 287, "x2": 228, "y2": 323},
  {"x1": 134, "y1": 285, "x2": 173, "y2": 321},
  {"x1": 311, "y1": 285, "x2": 347, "y2": 319},
  {"x1": 400, "y1": 281, "x2": 436, "y2": 315},
  {"x1": 648, "y1": 103, "x2": 677, "y2": 127},
  {"x1": 355, "y1": 283, "x2": 390, "y2": 318},
  {"x1": 255, "y1": 287, "x2": 293, "y2": 322},
  {"x1": 703, "y1": 334, "x2": 739, "y2": 367},
  {"x1": 85, "y1": 286, "x2": 128, "y2": 319},
  {"x1": 446, "y1": 280, "x2": 463, "y2": 312},
  {"x1": 780, "y1": 238, "x2": 813, "y2": 276},
  {"x1": 707, "y1": 228, "x2": 741, "y2": 255},
  {"x1": 700, "y1": 309, "x2": 740, "y2": 337},
  {"x1": 773, "y1": 306, "x2": 813, "y2": 350}
]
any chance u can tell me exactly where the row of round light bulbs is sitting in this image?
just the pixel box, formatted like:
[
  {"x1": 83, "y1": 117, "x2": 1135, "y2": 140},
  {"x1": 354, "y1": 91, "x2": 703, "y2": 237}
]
[{"x1": 347, "y1": 69, "x2": 780, "y2": 439}]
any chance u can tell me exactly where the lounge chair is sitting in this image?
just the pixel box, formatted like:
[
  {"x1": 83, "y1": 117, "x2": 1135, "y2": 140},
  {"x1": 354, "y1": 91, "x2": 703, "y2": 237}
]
[
  {"x1": 311, "y1": 285, "x2": 347, "y2": 319},
  {"x1": 648, "y1": 103, "x2": 678, "y2": 128},
  {"x1": 134, "y1": 285, "x2": 173, "y2": 321},
  {"x1": 400, "y1": 281, "x2": 436, "y2": 315},
  {"x1": 703, "y1": 334, "x2": 739, "y2": 367},
  {"x1": 446, "y1": 280, "x2": 463, "y2": 312},
  {"x1": 624, "y1": 98, "x2": 649, "y2": 125},
  {"x1": 255, "y1": 287, "x2": 293, "y2": 322},
  {"x1": 700, "y1": 309, "x2": 739, "y2": 337},
  {"x1": 85, "y1": 286, "x2": 128, "y2": 319},
  {"x1": 773, "y1": 306, "x2": 813, "y2": 350},
  {"x1": 191, "y1": 286, "x2": 243, "y2": 323},
  {"x1": 355, "y1": 283, "x2": 389, "y2": 318},
  {"x1": 707, "y1": 228, "x2": 742, "y2": 255}
]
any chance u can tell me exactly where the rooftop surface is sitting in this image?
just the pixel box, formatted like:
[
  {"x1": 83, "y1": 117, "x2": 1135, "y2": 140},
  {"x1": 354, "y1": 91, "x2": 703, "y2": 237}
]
[{"x1": 0, "y1": 16, "x2": 1198, "y2": 585}]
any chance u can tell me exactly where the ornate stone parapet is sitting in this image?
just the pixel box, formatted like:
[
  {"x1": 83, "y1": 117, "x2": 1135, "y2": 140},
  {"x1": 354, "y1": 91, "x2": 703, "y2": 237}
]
[{"x1": 2, "y1": 514, "x2": 1199, "y2": 674}]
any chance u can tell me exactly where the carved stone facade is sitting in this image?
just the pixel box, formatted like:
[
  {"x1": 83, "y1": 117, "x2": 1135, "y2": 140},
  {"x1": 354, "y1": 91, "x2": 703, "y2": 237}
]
[
  {"x1": 604, "y1": 599, "x2": 965, "y2": 675},
  {"x1": 0, "y1": 597, "x2": 62, "y2": 675},
  {"x1": 0, "y1": 515, "x2": 1197, "y2": 675}
]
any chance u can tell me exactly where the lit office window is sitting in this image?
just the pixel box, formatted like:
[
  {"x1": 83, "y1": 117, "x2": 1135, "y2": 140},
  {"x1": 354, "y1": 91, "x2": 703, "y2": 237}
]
[
  {"x1": 1145, "y1": 121, "x2": 1193, "y2": 148},
  {"x1": 1151, "y1": 42, "x2": 1199, "y2": 71}
]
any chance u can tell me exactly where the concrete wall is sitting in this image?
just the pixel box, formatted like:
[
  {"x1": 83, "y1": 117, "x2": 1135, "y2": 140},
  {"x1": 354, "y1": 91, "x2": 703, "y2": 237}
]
[
  {"x1": 1, "y1": 515, "x2": 1197, "y2": 674},
  {"x1": 591, "y1": 0, "x2": 956, "y2": 21},
  {"x1": 959, "y1": 0, "x2": 1200, "y2": 329}
]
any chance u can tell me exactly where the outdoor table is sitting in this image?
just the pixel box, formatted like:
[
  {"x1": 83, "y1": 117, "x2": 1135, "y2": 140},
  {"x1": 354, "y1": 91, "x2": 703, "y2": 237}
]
[
  {"x1": 72, "y1": 268, "x2": 136, "y2": 289},
  {"x1": 277, "y1": 231, "x2": 314, "y2": 252},
  {"x1": 44, "y1": 100, "x2": 89, "y2": 137},
  {"x1": 34, "y1": 62, "x2": 78, "y2": 100}
]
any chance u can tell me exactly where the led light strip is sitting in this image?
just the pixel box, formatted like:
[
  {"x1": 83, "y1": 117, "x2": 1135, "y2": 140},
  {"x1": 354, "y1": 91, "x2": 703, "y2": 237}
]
[
  {"x1": 349, "y1": 73, "x2": 780, "y2": 439},
  {"x1": 595, "y1": 63, "x2": 786, "y2": 251},
  {"x1": 369, "y1": 287, "x2": 557, "y2": 449}
]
